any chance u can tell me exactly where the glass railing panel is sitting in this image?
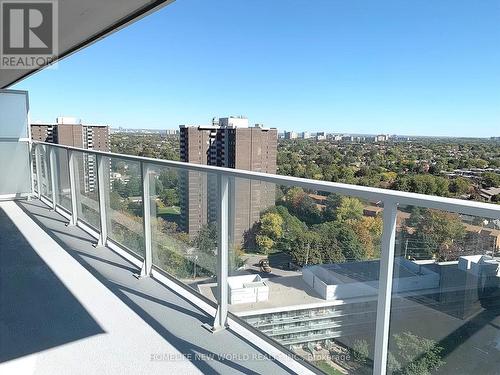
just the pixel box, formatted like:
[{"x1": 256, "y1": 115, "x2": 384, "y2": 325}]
[
  {"x1": 218, "y1": 177, "x2": 384, "y2": 375},
  {"x1": 0, "y1": 141, "x2": 32, "y2": 196},
  {"x1": 73, "y1": 150, "x2": 100, "y2": 229},
  {"x1": 39, "y1": 144, "x2": 52, "y2": 199},
  {"x1": 105, "y1": 156, "x2": 145, "y2": 257},
  {"x1": 148, "y1": 163, "x2": 218, "y2": 293},
  {"x1": 388, "y1": 206, "x2": 500, "y2": 375},
  {"x1": 53, "y1": 147, "x2": 72, "y2": 211}
]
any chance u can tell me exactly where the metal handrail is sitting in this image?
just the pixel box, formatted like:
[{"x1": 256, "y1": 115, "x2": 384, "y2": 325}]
[{"x1": 31, "y1": 140, "x2": 500, "y2": 219}]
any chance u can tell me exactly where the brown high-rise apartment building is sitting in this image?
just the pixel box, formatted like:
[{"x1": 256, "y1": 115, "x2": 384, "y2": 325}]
[
  {"x1": 31, "y1": 117, "x2": 110, "y2": 192},
  {"x1": 179, "y1": 117, "x2": 277, "y2": 246}
]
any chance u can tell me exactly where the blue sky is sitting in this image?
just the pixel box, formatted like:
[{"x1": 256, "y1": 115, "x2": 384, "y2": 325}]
[{"x1": 13, "y1": 0, "x2": 500, "y2": 137}]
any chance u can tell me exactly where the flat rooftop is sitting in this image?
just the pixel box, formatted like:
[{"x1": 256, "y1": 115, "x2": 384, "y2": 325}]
[
  {"x1": 314, "y1": 260, "x2": 416, "y2": 283},
  {"x1": 199, "y1": 260, "x2": 439, "y2": 316},
  {"x1": 0, "y1": 200, "x2": 293, "y2": 375},
  {"x1": 199, "y1": 275, "x2": 376, "y2": 316}
]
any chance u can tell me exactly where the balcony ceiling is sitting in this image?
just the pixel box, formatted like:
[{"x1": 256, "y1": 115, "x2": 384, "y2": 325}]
[{"x1": 0, "y1": 0, "x2": 175, "y2": 89}]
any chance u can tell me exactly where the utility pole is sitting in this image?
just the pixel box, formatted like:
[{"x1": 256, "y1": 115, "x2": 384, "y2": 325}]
[{"x1": 305, "y1": 240, "x2": 310, "y2": 265}]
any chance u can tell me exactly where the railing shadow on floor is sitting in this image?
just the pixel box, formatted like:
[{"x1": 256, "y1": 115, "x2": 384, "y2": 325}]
[
  {"x1": 16, "y1": 200, "x2": 295, "y2": 375},
  {"x1": 0, "y1": 206, "x2": 105, "y2": 363}
]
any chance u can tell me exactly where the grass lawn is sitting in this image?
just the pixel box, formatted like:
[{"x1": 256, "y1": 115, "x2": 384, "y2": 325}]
[
  {"x1": 157, "y1": 206, "x2": 180, "y2": 215},
  {"x1": 314, "y1": 361, "x2": 344, "y2": 375}
]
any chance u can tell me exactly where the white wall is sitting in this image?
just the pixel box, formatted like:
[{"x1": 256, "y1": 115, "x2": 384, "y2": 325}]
[
  {"x1": 0, "y1": 91, "x2": 28, "y2": 139},
  {"x1": 0, "y1": 90, "x2": 31, "y2": 198}
]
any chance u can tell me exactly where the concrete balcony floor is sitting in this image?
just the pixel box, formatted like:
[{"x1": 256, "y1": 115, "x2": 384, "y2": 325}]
[{"x1": 0, "y1": 199, "x2": 295, "y2": 375}]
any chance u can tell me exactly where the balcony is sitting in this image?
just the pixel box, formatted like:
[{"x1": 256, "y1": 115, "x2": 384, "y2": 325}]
[
  {"x1": 0, "y1": 199, "x2": 293, "y2": 375},
  {"x1": 1, "y1": 137, "x2": 499, "y2": 375},
  {"x1": 1, "y1": 1, "x2": 498, "y2": 373}
]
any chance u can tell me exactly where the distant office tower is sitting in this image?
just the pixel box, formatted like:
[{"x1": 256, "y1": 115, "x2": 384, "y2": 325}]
[
  {"x1": 179, "y1": 117, "x2": 277, "y2": 246},
  {"x1": 284, "y1": 131, "x2": 298, "y2": 140},
  {"x1": 374, "y1": 134, "x2": 390, "y2": 142},
  {"x1": 165, "y1": 129, "x2": 179, "y2": 136},
  {"x1": 300, "y1": 131, "x2": 310, "y2": 139},
  {"x1": 31, "y1": 117, "x2": 110, "y2": 192},
  {"x1": 315, "y1": 132, "x2": 326, "y2": 141},
  {"x1": 332, "y1": 134, "x2": 343, "y2": 142}
]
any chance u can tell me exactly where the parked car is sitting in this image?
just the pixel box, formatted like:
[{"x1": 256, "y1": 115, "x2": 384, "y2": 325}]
[{"x1": 259, "y1": 259, "x2": 272, "y2": 273}]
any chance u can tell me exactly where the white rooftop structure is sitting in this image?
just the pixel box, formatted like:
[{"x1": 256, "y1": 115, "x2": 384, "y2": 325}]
[
  {"x1": 218, "y1": 116, "x2": 249, "y2": 128},
  {"x1": 458, "y1": 254, "x2": 500, "y2": 277},
  {"x1": 303, "y1": 258, "x2": 440, "y2": 300},
  {"x1": 227, "y1": 275, "x2": 269, "y2": 305},
  {"x1": 56, "y1": 116, "x2": 82, "y2": 125}
]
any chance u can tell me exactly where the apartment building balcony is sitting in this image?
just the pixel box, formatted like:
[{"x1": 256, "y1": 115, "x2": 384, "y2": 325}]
[
  {"x1": 263, "y1": 319, "x2": 377, "y2": 338},
  {"x1": 1, "y1": 2, "x2": 500, "y2": 374}
]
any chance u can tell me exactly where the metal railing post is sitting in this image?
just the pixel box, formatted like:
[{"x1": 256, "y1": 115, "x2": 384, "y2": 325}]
[
  {"x1": 205, "y1": 173, "x2": 229, "y2": 333},
  {"x1": 49, "y1": 147, "x2": 57, "y2": 210},
  {"x1": 28, "y1": 142, "x2": 35, "y2": 200},
  {"x1": 67, "y1": 149, "x2": 78, "y2": 226},
  {"x1": 138, "y1": 162, "x2": 153, "y2": 278},
  {"x1": 35, "y1": 144, "x2": 42, "y2": 199},
  {"x1": 373, "y1": 200, "x2": 398, "y2": 375},
  {"x1": 95, "y1": 154, "x2": 108, "y2": 247}
]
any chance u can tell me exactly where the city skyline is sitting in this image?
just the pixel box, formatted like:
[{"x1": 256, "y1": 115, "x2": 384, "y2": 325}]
[
  {"x1": 110, "y1": 125, "x2": 499, "y2": 140},
  {"x1": 30, "y1": 115, "x2": 500, "y2": 139},
  {"x1": 11, "y1": 0, "x2": 500, "y2": 137}
]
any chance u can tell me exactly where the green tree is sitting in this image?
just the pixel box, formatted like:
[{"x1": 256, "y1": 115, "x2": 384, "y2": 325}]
[
  {"x1": 283, "y1": 187, "x2": 322, "y2": 224},
  {"x1": 335, "y1": 197, "x2": 364, "y2": 223},
  {"x1": 272, "y1": 206, "x2": 308, "y2": 253},
  {"x1": 335, "y1": 223, "x2": 366, "y2": 261},
  {"x1": 284, "y1": 187, "x2": 305, "y2": 209},
  {"x1": 289, "y1": 230, "x2": 322, "y2": 265},
  {"x1": 109, "y1": 190, "x2": 127, "y2": 211},
  {"x1": 112, "y1": 179, "x2": 129, "y2": 198},
  {"x1": 260, "y1": 212, "x2": 284, "y2": 239},
  {"x1": 409, "y1": 210, "x2": 466, "y2": 260},
  {"x1": 482, "y1": 172, "x2": 500, "y2": 188},
  {"x1": 191, "y1": 223, "x2": 218, "y2": 275},
  {"x1": 192, "y1": 223, "x2": 217, "y2": 254},
  {"x1": 160, "y1": 188, "x2": 179, "y2": 207},
  {"x1": 389, "y1": 331, "x2": 445, "y2": 375},
  {"x1": 256, "y1": 235, "x2": 275, "y2": 254},
  {"x1": 316, "y1": 221, "x2": 364, "y2": 261},
  {"x1": 351, "y1": 216, "x2": 383, "y2": 259},
  {"x1": 406, "y1": 206, "x2": 425, "y2": 228},
  {"x1": 410, "y1": 175, "x2": 438, "y2": 195},
  {"x1": 126, "y1": 175, "x2": 142, "y2": 197},
  {"x1": 323, "y1": 193, "x2": 342, "y2": 221},
  {"x1": 159, "y1": 169, "x2": 179, "y2": 189},
  {"x1": 352, "y1": 339, "x2": 369, "y2": 365},
  {"x1": 433, "y1": 176, "x2": 449, "y2": 197},
  {"x1": 298, "y1": 195, "x2": 322, "y2": 224},
  {"x1": 448, "y1": 177, "x2": 470, "y2": 196},
  {"x1": 256, "y1": 212, "x2": 284, "y2": 254},
  {"x1": 393, "y1": 176, "x2": 410, "y2": 192}
]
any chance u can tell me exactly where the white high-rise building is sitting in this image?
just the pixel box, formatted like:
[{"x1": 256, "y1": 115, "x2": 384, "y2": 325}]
[
  {"x1": 300, "y1": 131, "x2": 310, "y2": 139},
  {"x1": 216, "y1": 116, "x2": 249, "y2": 128}
]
